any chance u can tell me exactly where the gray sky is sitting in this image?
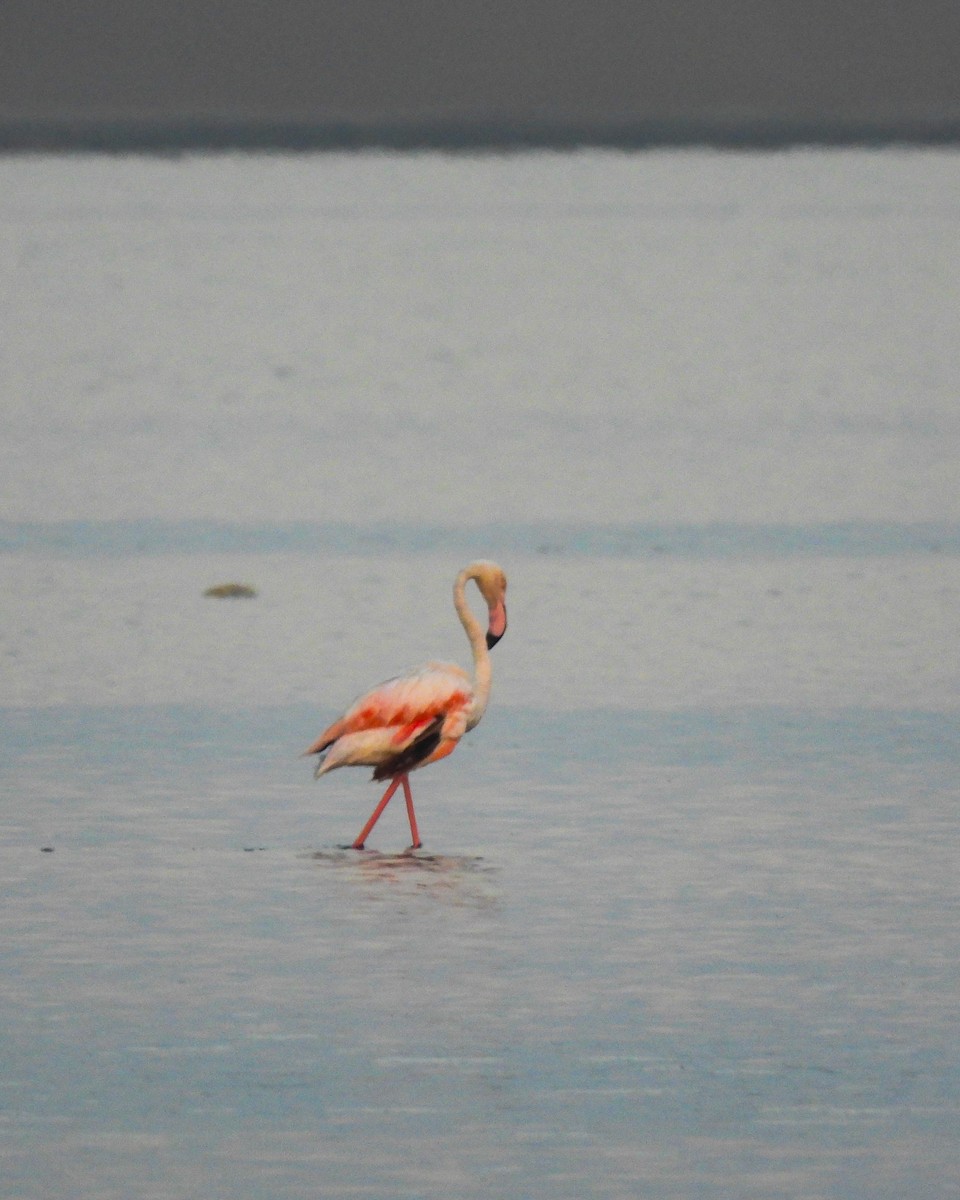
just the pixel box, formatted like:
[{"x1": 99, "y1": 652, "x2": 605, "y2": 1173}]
[{"x1": 2, "y1": 1, "x2": 960, "y2": 143}]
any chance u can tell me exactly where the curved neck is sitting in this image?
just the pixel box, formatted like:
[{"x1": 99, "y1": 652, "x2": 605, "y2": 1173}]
[{"x1": 454, "y1": 568, "x2": 492, "y2": 727}]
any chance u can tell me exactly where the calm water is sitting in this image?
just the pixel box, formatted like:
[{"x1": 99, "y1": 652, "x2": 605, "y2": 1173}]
[{"x1": 1, "y1": 149, "x2": 959, "y2": 1199}]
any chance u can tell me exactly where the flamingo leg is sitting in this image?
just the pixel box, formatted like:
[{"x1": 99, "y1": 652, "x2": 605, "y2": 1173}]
[
  {"x1": 351, "y1": 776, "x2": 402, "y2": 849},
  {"x1": 400, "y1": 774, "x2": 421, "y2": 849}
]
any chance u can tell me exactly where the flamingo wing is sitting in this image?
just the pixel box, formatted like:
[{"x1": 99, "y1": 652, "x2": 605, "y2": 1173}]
[{"x1": 305, "y1": 663, "x2": 473, "y2": 777}]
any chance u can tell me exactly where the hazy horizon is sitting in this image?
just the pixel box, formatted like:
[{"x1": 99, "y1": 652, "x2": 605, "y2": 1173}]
[{"x1": 3, "y1": 0, "x2": 960, "y2": 148}]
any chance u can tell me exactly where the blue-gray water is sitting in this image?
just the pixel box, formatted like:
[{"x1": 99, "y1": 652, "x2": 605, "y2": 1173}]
[{"x1": 1, "y1": 150, "x2": 959, "y2": 1198}]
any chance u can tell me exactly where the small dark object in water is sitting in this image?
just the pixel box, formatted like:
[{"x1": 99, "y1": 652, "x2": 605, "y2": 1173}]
[
  {"x1": 204, "y1": 583, "x2": 257, "y2": 599},
  {"x1": 40, "y1": 846, "x2": 54, "y2": 853}
]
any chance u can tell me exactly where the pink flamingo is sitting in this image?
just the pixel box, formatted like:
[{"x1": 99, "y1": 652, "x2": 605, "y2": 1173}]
[{"x1": 304, "y1": 561, "x2": 508, "y2": 850}]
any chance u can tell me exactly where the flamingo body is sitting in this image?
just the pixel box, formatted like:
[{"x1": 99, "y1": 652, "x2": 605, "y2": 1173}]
[
  {"x1": 305, "y1": 663, "x2": 472, "y2": 780},
  {"x1": 305, "y1": 561, "x2": 507, "y2": 849}
]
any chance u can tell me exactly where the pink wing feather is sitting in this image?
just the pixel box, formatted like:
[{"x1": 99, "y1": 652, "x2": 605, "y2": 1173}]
[{"x1": 304, "y1": 663, "x2": 473, "y2": 758}]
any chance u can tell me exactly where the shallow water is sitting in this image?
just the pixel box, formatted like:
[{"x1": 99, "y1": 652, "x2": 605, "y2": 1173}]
[
  {"x1": 1, "y1": 149, "x2": 959, "y2": 1198},
  {"x1": 3, "y1": 699, "x2": 958, "y2": 1199}
]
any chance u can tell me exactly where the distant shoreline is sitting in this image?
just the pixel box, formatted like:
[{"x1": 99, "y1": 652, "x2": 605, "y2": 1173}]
[{"x1": 3, "y1": 116, "x2": 960, "y2": 152}]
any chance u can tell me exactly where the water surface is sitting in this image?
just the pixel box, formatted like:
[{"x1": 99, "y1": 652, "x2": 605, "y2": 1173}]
[{"x1": 1, "y1": 149, "x2": 959, "y2": 1199}]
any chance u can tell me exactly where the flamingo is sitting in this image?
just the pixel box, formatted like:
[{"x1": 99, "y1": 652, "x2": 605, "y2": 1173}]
[{"x1": 304, "y1": 561, "x2": 508, "y2": 850}]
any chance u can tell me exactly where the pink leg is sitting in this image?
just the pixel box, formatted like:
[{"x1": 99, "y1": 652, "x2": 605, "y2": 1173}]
[
  {"x1": 351, "y1": 776, "x2": 402, "y2": 849},
  {"x1": 400, "y1": 774, "x2": 421, "y2": 849}
]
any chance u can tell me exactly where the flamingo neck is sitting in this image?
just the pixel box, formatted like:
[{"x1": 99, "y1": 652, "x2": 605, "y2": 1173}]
[{"x1": 454, "y1": 567, "x2": 492, "y2": 728}]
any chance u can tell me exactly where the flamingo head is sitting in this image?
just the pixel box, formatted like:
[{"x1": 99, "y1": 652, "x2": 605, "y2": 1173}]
[{"x1": 469, "y1": 561, "x2": 508, "y2": 649}]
